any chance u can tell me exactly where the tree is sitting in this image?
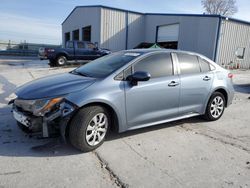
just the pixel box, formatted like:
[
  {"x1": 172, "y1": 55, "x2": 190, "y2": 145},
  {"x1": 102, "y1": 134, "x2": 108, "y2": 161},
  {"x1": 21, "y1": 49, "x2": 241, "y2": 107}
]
[{"x1": 201, "y1": 0, "x2": 238, "y2": 16}]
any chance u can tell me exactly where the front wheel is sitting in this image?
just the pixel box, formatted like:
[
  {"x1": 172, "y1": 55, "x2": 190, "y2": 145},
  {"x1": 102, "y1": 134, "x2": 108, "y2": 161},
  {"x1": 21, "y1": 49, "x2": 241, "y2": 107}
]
[
  {"x1": 204, "y1": 92, "x2": 225, "y2": 121},
  {"x1": 56, "y1": 56, "x2": 67, "y2": 66},
  {"x1": 69, "y1": 106, "x2": 110, "y2": 152}
]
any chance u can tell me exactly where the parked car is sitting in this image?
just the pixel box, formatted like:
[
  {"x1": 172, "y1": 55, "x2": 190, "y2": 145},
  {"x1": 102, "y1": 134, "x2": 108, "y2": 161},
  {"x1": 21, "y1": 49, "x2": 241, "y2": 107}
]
[
  {"x1": 10, "y1": 49, "x2": 234, "y2": 152},
  {"x1": 45, "y1": 41, "x2": 111, "y2": 67}
]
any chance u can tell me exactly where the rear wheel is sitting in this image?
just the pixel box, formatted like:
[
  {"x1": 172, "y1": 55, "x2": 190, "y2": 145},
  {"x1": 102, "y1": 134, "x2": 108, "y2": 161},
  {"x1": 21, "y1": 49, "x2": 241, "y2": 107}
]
[
  {"x1": 204, "y1": 92, "x2": 225, "y2": 121},
  {"x1": 69, "y1": 106, "x2": 110, "y2": 152},
  {"x1": 56, "y1": 56, "x2": 67, "y2": 66}
]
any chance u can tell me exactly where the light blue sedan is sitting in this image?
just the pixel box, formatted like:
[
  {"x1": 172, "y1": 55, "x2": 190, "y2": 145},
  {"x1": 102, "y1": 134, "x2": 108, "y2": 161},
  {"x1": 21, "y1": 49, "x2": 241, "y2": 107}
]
[{"x1": 11, "y1": 49, "x2": 234, "y2": 151}]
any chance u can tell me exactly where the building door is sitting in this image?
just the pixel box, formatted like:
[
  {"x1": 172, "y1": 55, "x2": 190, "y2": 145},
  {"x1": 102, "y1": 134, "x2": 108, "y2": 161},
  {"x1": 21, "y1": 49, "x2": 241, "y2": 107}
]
[
  {"x1": 64, "y1": 32, "x2": 70, "y2": 47},
  {"x1": 157, "y1": 24, "x2": 180, "y2": 49},
  {"x1": 73, "y1": 29, "x2": 79, "y2": 40},
  {"x1": 82, "y1": 26, "x2": 91, "y2": 42}
]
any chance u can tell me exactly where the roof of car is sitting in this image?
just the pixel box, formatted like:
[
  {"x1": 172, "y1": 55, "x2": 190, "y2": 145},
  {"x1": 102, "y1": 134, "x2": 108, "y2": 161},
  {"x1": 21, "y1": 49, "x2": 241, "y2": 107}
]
[
  {"x1": 124, "y1": 48, "x2": 191, "y2": 54},
  {"x1": 123, "y1": 48, "x2": 211, "y2": 61}
]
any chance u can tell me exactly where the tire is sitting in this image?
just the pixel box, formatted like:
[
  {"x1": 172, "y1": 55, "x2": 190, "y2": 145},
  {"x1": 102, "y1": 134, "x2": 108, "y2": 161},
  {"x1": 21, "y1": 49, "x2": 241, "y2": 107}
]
[
  {"x1": 69, "y1": 106, "x2": 110, "y2": 152},
  {"x1": 49, "y1": 60, "x2": 56, "y2": 67},
  {"x1": 204, "y1": 92, "x2": 225, "y2": 121},
  {"x1": 56, "y1": 56, "x2": 67, "y2": 66}
]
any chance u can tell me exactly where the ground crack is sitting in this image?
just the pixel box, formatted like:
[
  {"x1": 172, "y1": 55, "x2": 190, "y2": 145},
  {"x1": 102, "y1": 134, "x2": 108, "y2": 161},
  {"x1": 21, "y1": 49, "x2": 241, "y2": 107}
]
[
  {"x1": 93, "y1": 151, "x2": 129, "y2": 188},
  {"x1": 122, "y1": 140, "x2": 183, "y2": 186},
  {"x1": 179, "y1": 126, "x2": 250, "y2": 154}
]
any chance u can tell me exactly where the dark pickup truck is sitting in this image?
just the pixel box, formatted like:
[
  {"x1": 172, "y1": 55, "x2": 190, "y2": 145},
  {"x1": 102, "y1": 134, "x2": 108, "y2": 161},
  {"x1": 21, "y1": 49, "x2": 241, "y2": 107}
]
[{"x1": 42, "y1": 41, "x2": 111, "y2": 67}]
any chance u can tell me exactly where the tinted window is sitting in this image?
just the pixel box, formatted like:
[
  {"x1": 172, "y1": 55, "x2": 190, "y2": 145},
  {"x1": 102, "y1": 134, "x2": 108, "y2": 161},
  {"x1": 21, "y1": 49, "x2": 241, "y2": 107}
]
[
  {"x1": 198, "y1": 57, "x2": 211, "y2": 72},
  {"x1": 74, "y1": 52, "x2": 142, "y2": 78},
  {"x1": 77, "y1": 42, "x2": 85, "y2": 49},
  {"x1": 67, "y1": 41, "x2": 74, "y2": 48},
  {"x1": 177, "y1": 53, "x2": 200, "y2": 74},
  {"x1": 134, "y1": 53, "x2": 173, "y2": 78},
  {"x1": 87, "y1": 43, "x2": 95, "y2": 49}
]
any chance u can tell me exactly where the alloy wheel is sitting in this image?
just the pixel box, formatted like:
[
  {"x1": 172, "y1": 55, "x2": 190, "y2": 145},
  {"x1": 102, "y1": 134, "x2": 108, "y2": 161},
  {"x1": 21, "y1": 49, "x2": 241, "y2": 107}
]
[
  {"x1": 210, "y1": 96, "x2": 224, "y2": 118},
  {"x1": 85, "y1": 113, "x2": 108, "y2": 146}
]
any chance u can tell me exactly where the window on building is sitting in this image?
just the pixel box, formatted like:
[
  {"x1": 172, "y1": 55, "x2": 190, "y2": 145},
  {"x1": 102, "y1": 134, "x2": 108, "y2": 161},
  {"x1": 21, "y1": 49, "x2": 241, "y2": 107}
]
[
  {"x1": 235, "y1": 47, "x2": 245, "y2": 59},
  {"x1": 198, "y1": 57, "x2": 211, "y2": 72},
  {"x1": 82, "y1": 26, "x2": 91, "y2": 41},
  {"x1": 177, "y1": 53, "x2": 201, "y2": 74},
  {"x1": 134, "y1": 53, "x2": 173, "y2": 78},
  {"x1": 73, "y1": 29, "x2": 79, "y2": 40}
]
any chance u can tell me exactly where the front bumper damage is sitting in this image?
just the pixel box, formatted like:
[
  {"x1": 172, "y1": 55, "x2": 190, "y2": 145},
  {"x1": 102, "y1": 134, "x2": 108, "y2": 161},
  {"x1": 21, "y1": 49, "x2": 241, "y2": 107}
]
[{"x1": 10, "y1": 99, "x2": 77, "y2": 139}]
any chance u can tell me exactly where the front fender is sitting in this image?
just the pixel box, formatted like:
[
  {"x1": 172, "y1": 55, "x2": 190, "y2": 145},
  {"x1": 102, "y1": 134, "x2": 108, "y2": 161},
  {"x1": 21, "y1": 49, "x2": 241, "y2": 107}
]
[{"x1": 65, "y1": 81, "x2": 127, "y2": 132}]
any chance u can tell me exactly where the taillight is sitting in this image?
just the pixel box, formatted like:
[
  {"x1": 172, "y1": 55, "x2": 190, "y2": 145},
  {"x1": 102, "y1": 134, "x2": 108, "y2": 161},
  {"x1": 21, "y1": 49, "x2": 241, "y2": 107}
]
[{"x1": 228, "y1": 73, "x2": 233, "y2": 79}]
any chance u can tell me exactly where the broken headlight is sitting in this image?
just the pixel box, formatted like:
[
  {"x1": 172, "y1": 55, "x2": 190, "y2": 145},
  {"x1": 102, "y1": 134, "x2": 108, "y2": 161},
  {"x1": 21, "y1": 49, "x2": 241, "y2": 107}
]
[{"x1": 14, "y1": 97, "x2": 64, "y2": 116}]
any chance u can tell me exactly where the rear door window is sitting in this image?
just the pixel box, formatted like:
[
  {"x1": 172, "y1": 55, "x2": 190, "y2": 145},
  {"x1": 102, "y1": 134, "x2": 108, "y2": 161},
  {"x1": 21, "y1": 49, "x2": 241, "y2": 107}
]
[
  {"x1": 198, "y1": 57, "x2": 211, "y2": 72},
  {"x1": 87, "y1": 43, "x2": 96, "y2": 49},
  {"x1": 133, "y1": 53, "x2": 173, "y2": 78},
  {"x1": 77, "y1": 42, "x2": 85, "y2": 49},
  {"x1": 177, "y1": 53, "x2": 201, "y2": 74}
]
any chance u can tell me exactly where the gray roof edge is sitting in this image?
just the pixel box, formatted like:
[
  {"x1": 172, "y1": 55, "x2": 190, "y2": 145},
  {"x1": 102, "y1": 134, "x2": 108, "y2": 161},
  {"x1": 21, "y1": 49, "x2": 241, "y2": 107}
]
[{"x1": 61, "y1": 5, "x2": 250, "y2": 27}]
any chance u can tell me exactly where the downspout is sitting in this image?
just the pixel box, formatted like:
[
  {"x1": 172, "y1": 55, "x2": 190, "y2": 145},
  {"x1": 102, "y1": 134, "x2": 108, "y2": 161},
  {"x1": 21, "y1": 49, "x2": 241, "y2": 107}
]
[
  {"x1": 125, "y1": 11, "x2": 129, "y2": 50},
  {"x1": 155, "y1": 26, "x2": 159, "y2": 43},
  {"x1": 214, "y1": 16, "x2": 222, "y2": 62}
]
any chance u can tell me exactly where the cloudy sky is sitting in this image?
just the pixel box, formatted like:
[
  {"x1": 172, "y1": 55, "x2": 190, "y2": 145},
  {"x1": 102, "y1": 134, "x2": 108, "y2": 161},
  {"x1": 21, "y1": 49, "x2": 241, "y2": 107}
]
[{"x1": 0, "y1": 0, "x2": 249, "y2": 44}]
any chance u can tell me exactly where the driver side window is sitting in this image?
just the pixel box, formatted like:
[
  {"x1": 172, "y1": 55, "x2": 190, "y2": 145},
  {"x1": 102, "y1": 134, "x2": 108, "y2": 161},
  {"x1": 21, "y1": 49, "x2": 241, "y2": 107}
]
[{"x1": 133, "y1": 53, "x2": 173, "y2": 78}]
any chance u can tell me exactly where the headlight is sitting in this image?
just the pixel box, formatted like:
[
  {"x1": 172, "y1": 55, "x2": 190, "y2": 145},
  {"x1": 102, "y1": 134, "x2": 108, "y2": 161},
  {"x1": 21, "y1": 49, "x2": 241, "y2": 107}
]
[{"x1": 15, "y1": 97, "x2": 63, "y2": 116}]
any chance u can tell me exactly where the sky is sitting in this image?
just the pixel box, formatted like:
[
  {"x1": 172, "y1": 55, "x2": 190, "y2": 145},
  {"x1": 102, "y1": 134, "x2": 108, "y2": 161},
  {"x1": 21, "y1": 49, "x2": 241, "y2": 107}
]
[{"x1": 0, "y1": 0, "x2": 249, "y2": 44}]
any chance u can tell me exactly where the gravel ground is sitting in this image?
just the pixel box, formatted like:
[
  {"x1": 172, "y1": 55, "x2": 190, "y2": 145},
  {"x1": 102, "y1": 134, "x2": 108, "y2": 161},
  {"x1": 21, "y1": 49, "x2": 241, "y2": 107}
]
[{"x1": 0, "y1": 57, "x2": 249, "y2": 188}]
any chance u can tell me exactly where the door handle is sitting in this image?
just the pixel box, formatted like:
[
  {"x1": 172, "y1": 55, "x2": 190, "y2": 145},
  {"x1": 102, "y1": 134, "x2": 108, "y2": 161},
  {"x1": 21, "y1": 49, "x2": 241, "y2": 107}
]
[
  {"x1": 203, "y1": 76, "x2": 211, "y2": 81},
  {"x1": 168, "y1": 81, "x2": 179, "y2": 87}
]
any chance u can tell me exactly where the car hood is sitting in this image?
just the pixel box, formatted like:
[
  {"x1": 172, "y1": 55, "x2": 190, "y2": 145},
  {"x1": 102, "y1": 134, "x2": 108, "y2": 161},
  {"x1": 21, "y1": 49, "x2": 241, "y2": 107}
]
[{"x1": 16, "y1": 73, "x2": 96, "y2": 100}]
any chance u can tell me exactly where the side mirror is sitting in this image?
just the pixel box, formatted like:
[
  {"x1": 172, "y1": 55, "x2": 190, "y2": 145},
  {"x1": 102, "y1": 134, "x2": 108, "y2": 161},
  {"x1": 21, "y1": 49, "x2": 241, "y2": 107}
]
[{"x1": 126, "y1": 71, "x2": 151, "y2": 86}]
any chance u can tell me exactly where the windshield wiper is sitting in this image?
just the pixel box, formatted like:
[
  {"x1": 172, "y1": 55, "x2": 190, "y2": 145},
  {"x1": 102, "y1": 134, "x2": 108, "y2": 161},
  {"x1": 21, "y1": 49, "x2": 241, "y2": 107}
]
[{"x1": 71, "y1": 70, "x2": 91, "y2": 77}]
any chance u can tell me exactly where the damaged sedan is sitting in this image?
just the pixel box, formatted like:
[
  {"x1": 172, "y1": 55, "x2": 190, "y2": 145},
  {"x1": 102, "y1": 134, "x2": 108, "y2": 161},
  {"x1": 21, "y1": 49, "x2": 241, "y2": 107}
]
[{"x1": 10, "y1": 49, "x2": 234, "y2": 152}]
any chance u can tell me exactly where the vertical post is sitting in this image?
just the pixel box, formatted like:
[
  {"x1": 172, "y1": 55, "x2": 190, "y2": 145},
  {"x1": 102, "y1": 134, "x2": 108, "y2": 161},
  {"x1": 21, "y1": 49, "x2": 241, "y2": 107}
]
[
  {"x1": 125, "y1": 11, "x2": 129, "y2": 50},
  {"x1": 155, "y1": 26, "x2": 159, "y2": 43}
]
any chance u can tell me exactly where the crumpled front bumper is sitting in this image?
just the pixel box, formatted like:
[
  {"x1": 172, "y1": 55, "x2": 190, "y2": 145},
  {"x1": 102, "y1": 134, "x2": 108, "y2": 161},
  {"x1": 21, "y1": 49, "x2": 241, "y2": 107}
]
[{"x1": 11, "y1": 100, "x2": 77, "y2": 138}]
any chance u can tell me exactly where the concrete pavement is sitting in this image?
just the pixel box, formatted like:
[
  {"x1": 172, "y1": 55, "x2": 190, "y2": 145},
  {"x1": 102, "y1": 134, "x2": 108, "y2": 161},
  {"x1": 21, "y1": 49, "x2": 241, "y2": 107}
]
[{"x1": 0, "y1": 57, "x2": 249, "y2": 188}]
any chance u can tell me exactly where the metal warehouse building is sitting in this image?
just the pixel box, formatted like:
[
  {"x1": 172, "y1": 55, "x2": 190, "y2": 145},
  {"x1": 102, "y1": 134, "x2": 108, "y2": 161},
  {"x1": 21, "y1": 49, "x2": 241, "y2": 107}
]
[{"x1": 62, "y1": 5, "x2": 250, "y2": 69}]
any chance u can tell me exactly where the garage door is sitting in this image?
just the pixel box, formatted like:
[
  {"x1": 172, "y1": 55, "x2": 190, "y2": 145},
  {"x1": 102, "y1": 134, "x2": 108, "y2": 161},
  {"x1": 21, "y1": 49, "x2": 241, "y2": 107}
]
[{"x1": 157, "y1": 24, "x2": 179, "y2": 42}]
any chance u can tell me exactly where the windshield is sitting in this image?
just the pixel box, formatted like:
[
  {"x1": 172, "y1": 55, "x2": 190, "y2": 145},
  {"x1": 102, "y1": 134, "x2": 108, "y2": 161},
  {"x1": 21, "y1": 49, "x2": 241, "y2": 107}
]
[{"x1": 72, "y1": 51, "x2": 142, "y2": 78}]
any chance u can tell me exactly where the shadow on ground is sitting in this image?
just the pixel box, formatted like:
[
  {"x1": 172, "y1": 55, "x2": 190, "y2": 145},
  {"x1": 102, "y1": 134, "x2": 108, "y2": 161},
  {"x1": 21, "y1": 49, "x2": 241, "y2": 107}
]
[
  {"x1": 234, "y1": 84, "x2": 250, "y2": 94},
  {"x1": 0, "y1": 111, "x2": 205, "y2": 158}
]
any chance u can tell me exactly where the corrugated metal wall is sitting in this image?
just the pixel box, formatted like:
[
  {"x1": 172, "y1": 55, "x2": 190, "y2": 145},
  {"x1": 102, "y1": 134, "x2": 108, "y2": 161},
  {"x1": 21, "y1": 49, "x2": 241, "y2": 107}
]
[
  {"x1": 100, "y1": 9, "x2": 144, "y2": 51},
  {"x1": 144, "y1": 15, "x2": 219, "y2": 60},
  {"x1": 100, "y1": 8, "x2": 126, "y2": 51},
  {"x1": 127, "y1": 13, "x2": 145, "y2": 49},
  {"x1": 217, "y1": 20, "x2": 250, "y2": 69},
  {"x1": 62, "y1": 7, "x2": 101, "y2": 47}
]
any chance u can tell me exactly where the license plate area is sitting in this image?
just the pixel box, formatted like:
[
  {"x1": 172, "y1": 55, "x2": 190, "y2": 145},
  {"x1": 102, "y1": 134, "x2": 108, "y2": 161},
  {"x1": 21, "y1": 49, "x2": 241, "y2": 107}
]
[{"x1": 13, "y1": 110, "x2": 30, "y2": 127}]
